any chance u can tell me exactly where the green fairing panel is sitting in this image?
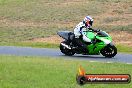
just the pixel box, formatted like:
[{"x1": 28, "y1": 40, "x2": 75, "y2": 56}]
[
  {"x1": 87, "y1": 36, "x2": 112, "y2": 55},
  {"x1": 86, "y1": 32, "x2": 95, "y2": 40},
  {"x1": 96, "y1": 36, "x2": 112, "y2": 41},
  {"x1": 87, "y1": 43, "x2": 105, "y2": 55},
  {"x1": 83, "y1": 31, "x2": 112, "y2": 55}
]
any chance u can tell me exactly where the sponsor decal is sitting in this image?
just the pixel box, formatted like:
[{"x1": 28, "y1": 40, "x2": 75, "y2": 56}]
[{"x1": 76, "y1": 66, "x2": 131, "y2": 85}]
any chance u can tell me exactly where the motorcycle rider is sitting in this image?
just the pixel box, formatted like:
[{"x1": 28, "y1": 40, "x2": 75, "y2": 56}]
[{"x1": 73, "y1": 16, "x2": 98, "y2": 53}]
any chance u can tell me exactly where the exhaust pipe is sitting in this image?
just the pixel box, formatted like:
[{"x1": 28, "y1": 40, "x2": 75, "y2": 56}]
[{"x1": 60, "y1": 43, "x2": 71, "y2": 49}]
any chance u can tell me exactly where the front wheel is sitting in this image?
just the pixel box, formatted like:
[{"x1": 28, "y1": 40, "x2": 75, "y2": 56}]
[
  {"x1": 100, "y1": 44, "x2": 117, "y2": 58},
  {"x1": 60, "y1": 41, "x2": 75, "y2": 56}
]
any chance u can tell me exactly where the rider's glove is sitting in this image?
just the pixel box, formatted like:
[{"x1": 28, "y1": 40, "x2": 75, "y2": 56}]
[{"x1": 94, "y1": 29, "x2": 100, "y2": 32}]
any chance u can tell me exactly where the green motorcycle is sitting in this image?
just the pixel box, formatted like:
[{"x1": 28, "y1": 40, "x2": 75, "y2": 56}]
[{"x1": 57, "y1": 29, "x2": 117, "y2": 58}]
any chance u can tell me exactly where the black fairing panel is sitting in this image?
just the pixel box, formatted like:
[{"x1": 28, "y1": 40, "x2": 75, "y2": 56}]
[
  {"x1": 97, "y1": 31, "x2": 109, "y2": 37},
  {"x1": 57, "y1": 31, "x2": 75, "y2": 40}
]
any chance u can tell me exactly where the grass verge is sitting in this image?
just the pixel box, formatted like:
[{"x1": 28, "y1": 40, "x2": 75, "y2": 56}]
[
  {"x1": 0, "y1": 55, "x2": 132, "y2": 88},
  {"x1": 116, "y1": 44, "x2": 132, "y2": 54},
  {"x1": 0, "y1": 42, "x2": 59, "y2": 48}
]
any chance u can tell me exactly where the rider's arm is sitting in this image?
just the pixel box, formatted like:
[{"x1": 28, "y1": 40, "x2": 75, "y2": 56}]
[
  {"x1": 74, "y1": 27, "x2": 81, "y2": 38},
  {"x1": 74, "y1": 22, "x2": 86, "y2": 38},
  {"x1": 74, "y1": 25, "x2": 84, "y2": 38}
]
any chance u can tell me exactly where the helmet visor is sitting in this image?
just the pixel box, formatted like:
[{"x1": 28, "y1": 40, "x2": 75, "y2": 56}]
[
  {"x1": 89, "y1": 21, "x2": 93, "y2": 26},
  {"x1": 86, "y1": 20, "x2": 90, "y2": 26}
]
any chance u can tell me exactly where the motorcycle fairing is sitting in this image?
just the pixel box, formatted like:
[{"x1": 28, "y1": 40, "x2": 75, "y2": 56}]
[{"x1": 57, "y1": 31, "x2": 74, "y2": 41}]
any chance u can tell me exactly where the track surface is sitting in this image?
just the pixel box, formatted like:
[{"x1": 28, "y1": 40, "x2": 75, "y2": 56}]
[{"x1": 0, "y1": 46, "x2": 132, "y2": 64}]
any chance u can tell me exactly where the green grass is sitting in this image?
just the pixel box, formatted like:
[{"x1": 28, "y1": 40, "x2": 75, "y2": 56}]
[
  {"x1": 0, "y1": 42, "x2": 59, "y2": 48},
  {"x1": 116, "y1": 44, "x2": 132, "y2": 54},
  {"x1": 0, "y1": 55, "x2": 132, "y2": 88},
  {"x1": 0, "y1": 26, "x2": 60, "y2": 42}
]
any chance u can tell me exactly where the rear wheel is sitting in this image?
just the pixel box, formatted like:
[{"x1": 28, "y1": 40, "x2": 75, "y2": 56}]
[
  {"x1": 100, "y1": 44, "x2": 117, "y2": 58},
  {"x1": 60, "y1": 41, "x2": 75, "y2": 56}
]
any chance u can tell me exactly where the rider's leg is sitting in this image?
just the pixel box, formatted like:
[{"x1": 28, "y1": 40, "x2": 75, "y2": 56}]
[
  {"x1": 82, "y1": 35, "x2": 91, "y2": 43},
  {"x1": 73, "y1": 38, "x2": 88, "y2": 52}
]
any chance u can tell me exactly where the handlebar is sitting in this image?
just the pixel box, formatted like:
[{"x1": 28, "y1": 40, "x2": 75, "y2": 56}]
[{"x1": 83, "y1": 29, "x2": 101, "y2": 33}]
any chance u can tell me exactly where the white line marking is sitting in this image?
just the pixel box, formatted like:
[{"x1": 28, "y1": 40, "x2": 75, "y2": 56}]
[
  {"x1": 106, "y1": 62, "x2": 113, "y2": 63},
  {"x1": 126, "y1": 63, "x2": 132, "y2": 64},
  {"x1": 89, "y1": 61, "x2": 98, "y2": 62}
]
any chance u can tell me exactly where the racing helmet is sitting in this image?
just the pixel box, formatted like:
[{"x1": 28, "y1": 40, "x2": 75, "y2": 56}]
[{"x1": 83, "y1": 16, "x2": 93, "y2": 28}]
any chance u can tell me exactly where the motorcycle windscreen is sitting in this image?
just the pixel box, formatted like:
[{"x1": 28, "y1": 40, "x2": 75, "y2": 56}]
[
  {"x1": 86, "y1": 32, "x2": 95, "y2": 40},
  {"x1": 97, "y1": 31, "x2": 109, "y2": 37},
  {"x1": 57, "y1": 31, "x2": 72, "y2": 40}
]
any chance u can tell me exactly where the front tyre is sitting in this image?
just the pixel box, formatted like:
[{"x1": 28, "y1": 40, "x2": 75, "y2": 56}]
[
  {"x1": 100, "y1": 44, "x2": 117, "y2": 58},
  {"x1": 60, "y1": 41, "x2": 75, "y2": 56}
]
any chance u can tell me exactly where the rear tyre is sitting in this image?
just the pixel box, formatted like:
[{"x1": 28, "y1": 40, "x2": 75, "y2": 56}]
[
  {"x1": 100, "y1": 44, "x2": 117, "y2": 58},
  {"x1": 60, "y1": 41, "x2": 75, "y2": 56}
]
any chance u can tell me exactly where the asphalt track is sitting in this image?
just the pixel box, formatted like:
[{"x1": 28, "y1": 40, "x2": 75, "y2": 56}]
[{"x1": 0, "y1": 46, "x2": 132, "y2": 64}]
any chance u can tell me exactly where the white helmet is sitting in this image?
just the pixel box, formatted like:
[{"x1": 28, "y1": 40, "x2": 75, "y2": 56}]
[{"x1": 83, "y1": 16, "x2": 93, "y2": 28}]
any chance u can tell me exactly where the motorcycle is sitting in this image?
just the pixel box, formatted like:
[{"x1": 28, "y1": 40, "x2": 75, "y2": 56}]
[{"x1": 57, "y1": 29, "x2": 117, "y2": 58}]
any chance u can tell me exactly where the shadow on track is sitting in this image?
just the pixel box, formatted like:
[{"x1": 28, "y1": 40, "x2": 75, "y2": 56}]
[{"x1": 59, "y1": 54, "x2": 116, "y2": 60}]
